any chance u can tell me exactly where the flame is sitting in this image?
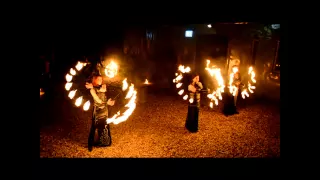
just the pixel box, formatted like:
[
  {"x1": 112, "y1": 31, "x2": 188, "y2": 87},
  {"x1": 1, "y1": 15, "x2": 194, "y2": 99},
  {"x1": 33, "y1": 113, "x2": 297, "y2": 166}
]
[
  {"x1": 65, "y1": 74, "x2": 72, "y2": 82},
  {"x1": 105, "y1": 61, "x2": 118, "y2": 78},
  {"x1": 241, "y1": 89, "x2": 249, "y2": 99},
  {"x1": 189, "y1": 98, "x2": 194, "y2": 103},
  {"x1": 228, "y1": 66, "x2": 238, "y2": 96},
  {"x1": 183, "y1": 95, "x2": 188, "y2": 100},
  {"x1": 210, "y1": 102, "x2": 213, "y2": 108},
  {"x1": 70, "y1": 68, "x2": 76, "y2": 76},
  {"x1": 107, "y1": 79, "x2": 137, "y2": 125},
  {"x1": 249, "y1": 66, "x2": 256, "y2": 83},
  {"x1": 68, "y1": 89, "x2": 77, "y2": 99},
  {"x1": 65, "y1": 82, "x2": 72, "y2": 91},
  {"x1": 83, "y1": 100, "x2": 90, "y2": 111},
  {"x1": 75, "y1": 62, "x2": 84, "y2": 71},
  {"x1": 248, "y1": 82, "x2": 256, "y2": 93},
  {"x1": 178, "y1": 65, "x2": 191, "y2": 73},
  {"x1": 75, "y1": 96, "x2": 83, "y2": 107},
  {"x1": 122, "y1": 78, "x2": 128, "y2": 91},
  {"x1": 176, "y1": 83, "x2": 182, "y2": 88},
  {"x1": 178, "y1": 89, "x2": 184, "y2": 95},
  {"x1": 40, "y1": 88, "x2": 44, "y2": 96},
  {"x1": 144, "y1": 79, "x2": 149, "y2": 84},
  {"x1": 205, "y1": 60, "x2": 225, "y2": 107},
  {"x1": 125, "y1": 84, "x2": 135, "y2": 99},
  {"x1": 242, "y1": 66, "x2": 257, "y2": 98},
  {"x1": 175, "y1": 74, "x2": 183, "y2": 82},
  {"x1": 173, "y1": 65, "x2": 192, "y2": 101}
]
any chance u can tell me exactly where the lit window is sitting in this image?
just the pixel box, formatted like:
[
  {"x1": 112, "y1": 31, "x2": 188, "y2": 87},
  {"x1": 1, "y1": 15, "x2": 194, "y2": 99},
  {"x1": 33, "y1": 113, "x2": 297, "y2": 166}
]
[{"x1": 185, "y1": 30, "x2": 193, "y2": 37}]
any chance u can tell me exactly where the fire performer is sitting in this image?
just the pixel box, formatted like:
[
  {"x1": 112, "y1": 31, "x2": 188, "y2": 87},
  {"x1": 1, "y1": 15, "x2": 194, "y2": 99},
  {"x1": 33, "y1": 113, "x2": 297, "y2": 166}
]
[
  {"x1": 185, "y1": 74, "x2": 203, "y2": 133},
  {"x1": 85, "y1": 74, "x2": 115, "y2": 151},
  {"x1": 232, "y1": 71, "x2": 243, "y2": 113},
  {"x1": 224, "y1": 66, "x2": 244, "y2": 115}
]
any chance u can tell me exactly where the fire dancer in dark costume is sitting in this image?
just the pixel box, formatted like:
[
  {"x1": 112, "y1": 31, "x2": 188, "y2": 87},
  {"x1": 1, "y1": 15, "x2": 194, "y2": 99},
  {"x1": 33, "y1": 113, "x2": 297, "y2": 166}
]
[
  {"x1": 185, "y1": 74, "x2": 203, "y2": 133},
  {"x1": 223, "y1": 66, "x2": 244, "y2": 115},
  {"x1": 86, "y1": 74, "x2": 115, "y2": 151},
  {"x1": 232, "y1": 71, "x2": 243, "y2": 114}
]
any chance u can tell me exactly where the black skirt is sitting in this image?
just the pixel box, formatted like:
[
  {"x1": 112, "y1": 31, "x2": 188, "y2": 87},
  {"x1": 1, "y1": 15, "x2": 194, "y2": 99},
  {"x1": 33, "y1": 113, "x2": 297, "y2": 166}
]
[
  {"x1": 185, "y1": 105, "x2": 199, "y2": 132},
  {"x1": 88, "y1": 106, "x2": 112, "y2": 148}
]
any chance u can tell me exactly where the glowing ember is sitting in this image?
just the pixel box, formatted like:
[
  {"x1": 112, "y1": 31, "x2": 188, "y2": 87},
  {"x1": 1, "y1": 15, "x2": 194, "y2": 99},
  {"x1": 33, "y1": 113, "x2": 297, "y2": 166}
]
[
  {"x1": 75, "y1": 62, "x2": 84, "y2": 71},
  {"x1": 173, "y1": 79, "x2": 176, "y2": 83},
  {"x1": 105, "y1": 61, "x2": 118, "y2": 78},
  {"x1": 65, "y1": 74, "x2": 73, "y2": 82},
  {"x1": 144, "y1": 79, "x2": 149, "y2": 84},
  {"x1": 122, "y1": 78, "x2": 128, "y2": 91},
  {"x1": 70, "y1": 68, "x2": 76, "y2": 75},
  {"x1": 205, "y1": 60, "x2": 225, "y2": 107},
  {"x1": 178, "y1": 89, "x2": 184, "y2": 95},
  {"x1": 75, "y1": 96, "x2": 83, "y2": 107},
  {"x1": 83, "y1": 100, "x2": 90, "y2": 111},
  {"x1": 176, "y1": 83, "x2": 182, "y2": 88},
  {"x1": 210, "y1": 102, "x2": 213, "y2": 108},
  {"x1": 68, "y1": 89, "x2": 77, "y2": 99},
  {"x1": 183, "y1": 95, "x2": 188, "y2": 100},
  {"x1": 175, "y1": 73, "x2": 178, "y2": 76},
  {"x1": 65, "y1": 82, "x2": 72, "y2": 91}
]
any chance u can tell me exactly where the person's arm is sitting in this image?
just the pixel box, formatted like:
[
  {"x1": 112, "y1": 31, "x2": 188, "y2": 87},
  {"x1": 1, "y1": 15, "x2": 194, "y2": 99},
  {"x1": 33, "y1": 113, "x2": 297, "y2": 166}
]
[
  {"x1": 188, "y1": 84, "x2": 196, "y2": 92},
  {"x1": 196, "y1": 82, "x2": 203, "y2": 90},
  {"x1": 90, "y1": 88, "x2": 103, "y2": 104}
]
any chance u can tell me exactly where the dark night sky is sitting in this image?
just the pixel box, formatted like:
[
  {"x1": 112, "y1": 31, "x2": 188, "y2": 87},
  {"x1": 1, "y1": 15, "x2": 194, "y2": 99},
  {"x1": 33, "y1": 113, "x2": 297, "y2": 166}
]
[{"x1": 39, "y1": 21, "x2": 124, "y2": 60}]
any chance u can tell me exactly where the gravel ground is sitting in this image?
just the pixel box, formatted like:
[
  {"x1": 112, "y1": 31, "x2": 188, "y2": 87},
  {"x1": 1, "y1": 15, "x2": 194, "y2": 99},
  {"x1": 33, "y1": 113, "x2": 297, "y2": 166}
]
[{"x1": 40, "y1": 86, "x2": 280, "y2": 158}]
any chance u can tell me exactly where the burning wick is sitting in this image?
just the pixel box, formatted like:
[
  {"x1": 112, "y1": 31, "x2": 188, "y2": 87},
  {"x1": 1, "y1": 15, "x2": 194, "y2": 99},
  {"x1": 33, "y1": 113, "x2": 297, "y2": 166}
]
[
  {"x1": 144, "y1": 79, "x2": 149, "y2": 84},
  {"x1": 65, "y1": 74, "x2": 72, "y2": 82},
  {"x1": 189, "y1": 98, "x2": 194, "y2": 103},
  {"x1": 176, "y1": 83, "x2": 182, "y2": 88},
  {"x1": 122, "y1": 78, "x2": 128, "y2": 91},
  {"x1": 83, "y1": 100, "x2": 90, "y2": 111},
  {"x1": 70, "y1": 68, "x2": 76, "y2": 76},
  {"x1": 68, "y1": 89, "x2": 77, "y2": 99},
  {"x1": 65, "y1": 82, "x2": 72, "y2": 91},
  {"x1": 75, "y1": 62, "x2": 84, "y2": 71},
  {"x1": 75, "y1": 96, "x2": 83, "y2": 107},
  {"x1": 178, "y1": 89, "x2": 184, "y2": 95},
  {"x1": 183, "y1": 95, "x2": 188, "y2": 100}
]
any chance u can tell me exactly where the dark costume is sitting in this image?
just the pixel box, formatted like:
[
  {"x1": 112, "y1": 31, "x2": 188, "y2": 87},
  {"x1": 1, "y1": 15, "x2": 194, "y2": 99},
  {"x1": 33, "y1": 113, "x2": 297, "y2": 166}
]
[
  {"x1": 88, "y1": 85, "x2": 112, "y2": 151},
  {"x1": 223, "y1": 72, "x2": 243, "y2": 115},
  {"x1": 185, "y1": 82, "x2": 203, "y2": 132}
]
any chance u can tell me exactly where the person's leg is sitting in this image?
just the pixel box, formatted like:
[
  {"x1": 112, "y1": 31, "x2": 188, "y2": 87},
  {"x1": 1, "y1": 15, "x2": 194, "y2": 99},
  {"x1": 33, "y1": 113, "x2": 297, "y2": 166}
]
[
  {"x1": 233, "y1": 91, "x2": 239, "y2": 114},
  {"x1": 88, "y1": 108, "x2": 96, "y2": 151}
]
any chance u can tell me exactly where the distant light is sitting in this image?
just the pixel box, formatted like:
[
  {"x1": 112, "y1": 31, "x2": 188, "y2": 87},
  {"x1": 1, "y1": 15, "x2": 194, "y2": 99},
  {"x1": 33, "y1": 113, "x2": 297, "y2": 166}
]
[
  {"x1": 185, "y1": 30, "x2": 193, "y2": 37},
  {"x1": 207, "y1": 24, "x2": 212, "y2": 28},
  {"x1": 271, "y1": 24, "x2": 280, "y2": 29}
]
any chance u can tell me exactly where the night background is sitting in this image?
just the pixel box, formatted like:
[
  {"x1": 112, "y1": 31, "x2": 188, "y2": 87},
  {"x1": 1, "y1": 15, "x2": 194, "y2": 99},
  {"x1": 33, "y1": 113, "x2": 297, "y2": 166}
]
[{"x1": 39, "y1": 22, "x2": 280, "y2": 158}]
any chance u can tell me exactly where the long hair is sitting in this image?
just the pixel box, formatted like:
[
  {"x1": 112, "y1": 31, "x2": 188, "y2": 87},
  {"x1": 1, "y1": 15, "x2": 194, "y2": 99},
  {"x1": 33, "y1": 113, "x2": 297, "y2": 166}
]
[
  {"x1": 190, "y1": 73, "x2": 200, "y2": 84},
  {"x1": 92, "y1": 73, "x2": 102, "y2": 86}
]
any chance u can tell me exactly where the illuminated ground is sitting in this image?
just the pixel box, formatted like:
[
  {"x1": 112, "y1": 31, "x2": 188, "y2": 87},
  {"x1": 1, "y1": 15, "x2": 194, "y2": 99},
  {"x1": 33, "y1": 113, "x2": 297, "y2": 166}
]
[{"x1": 40, "y1": 87, "x2": 280, "y2": 158}]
